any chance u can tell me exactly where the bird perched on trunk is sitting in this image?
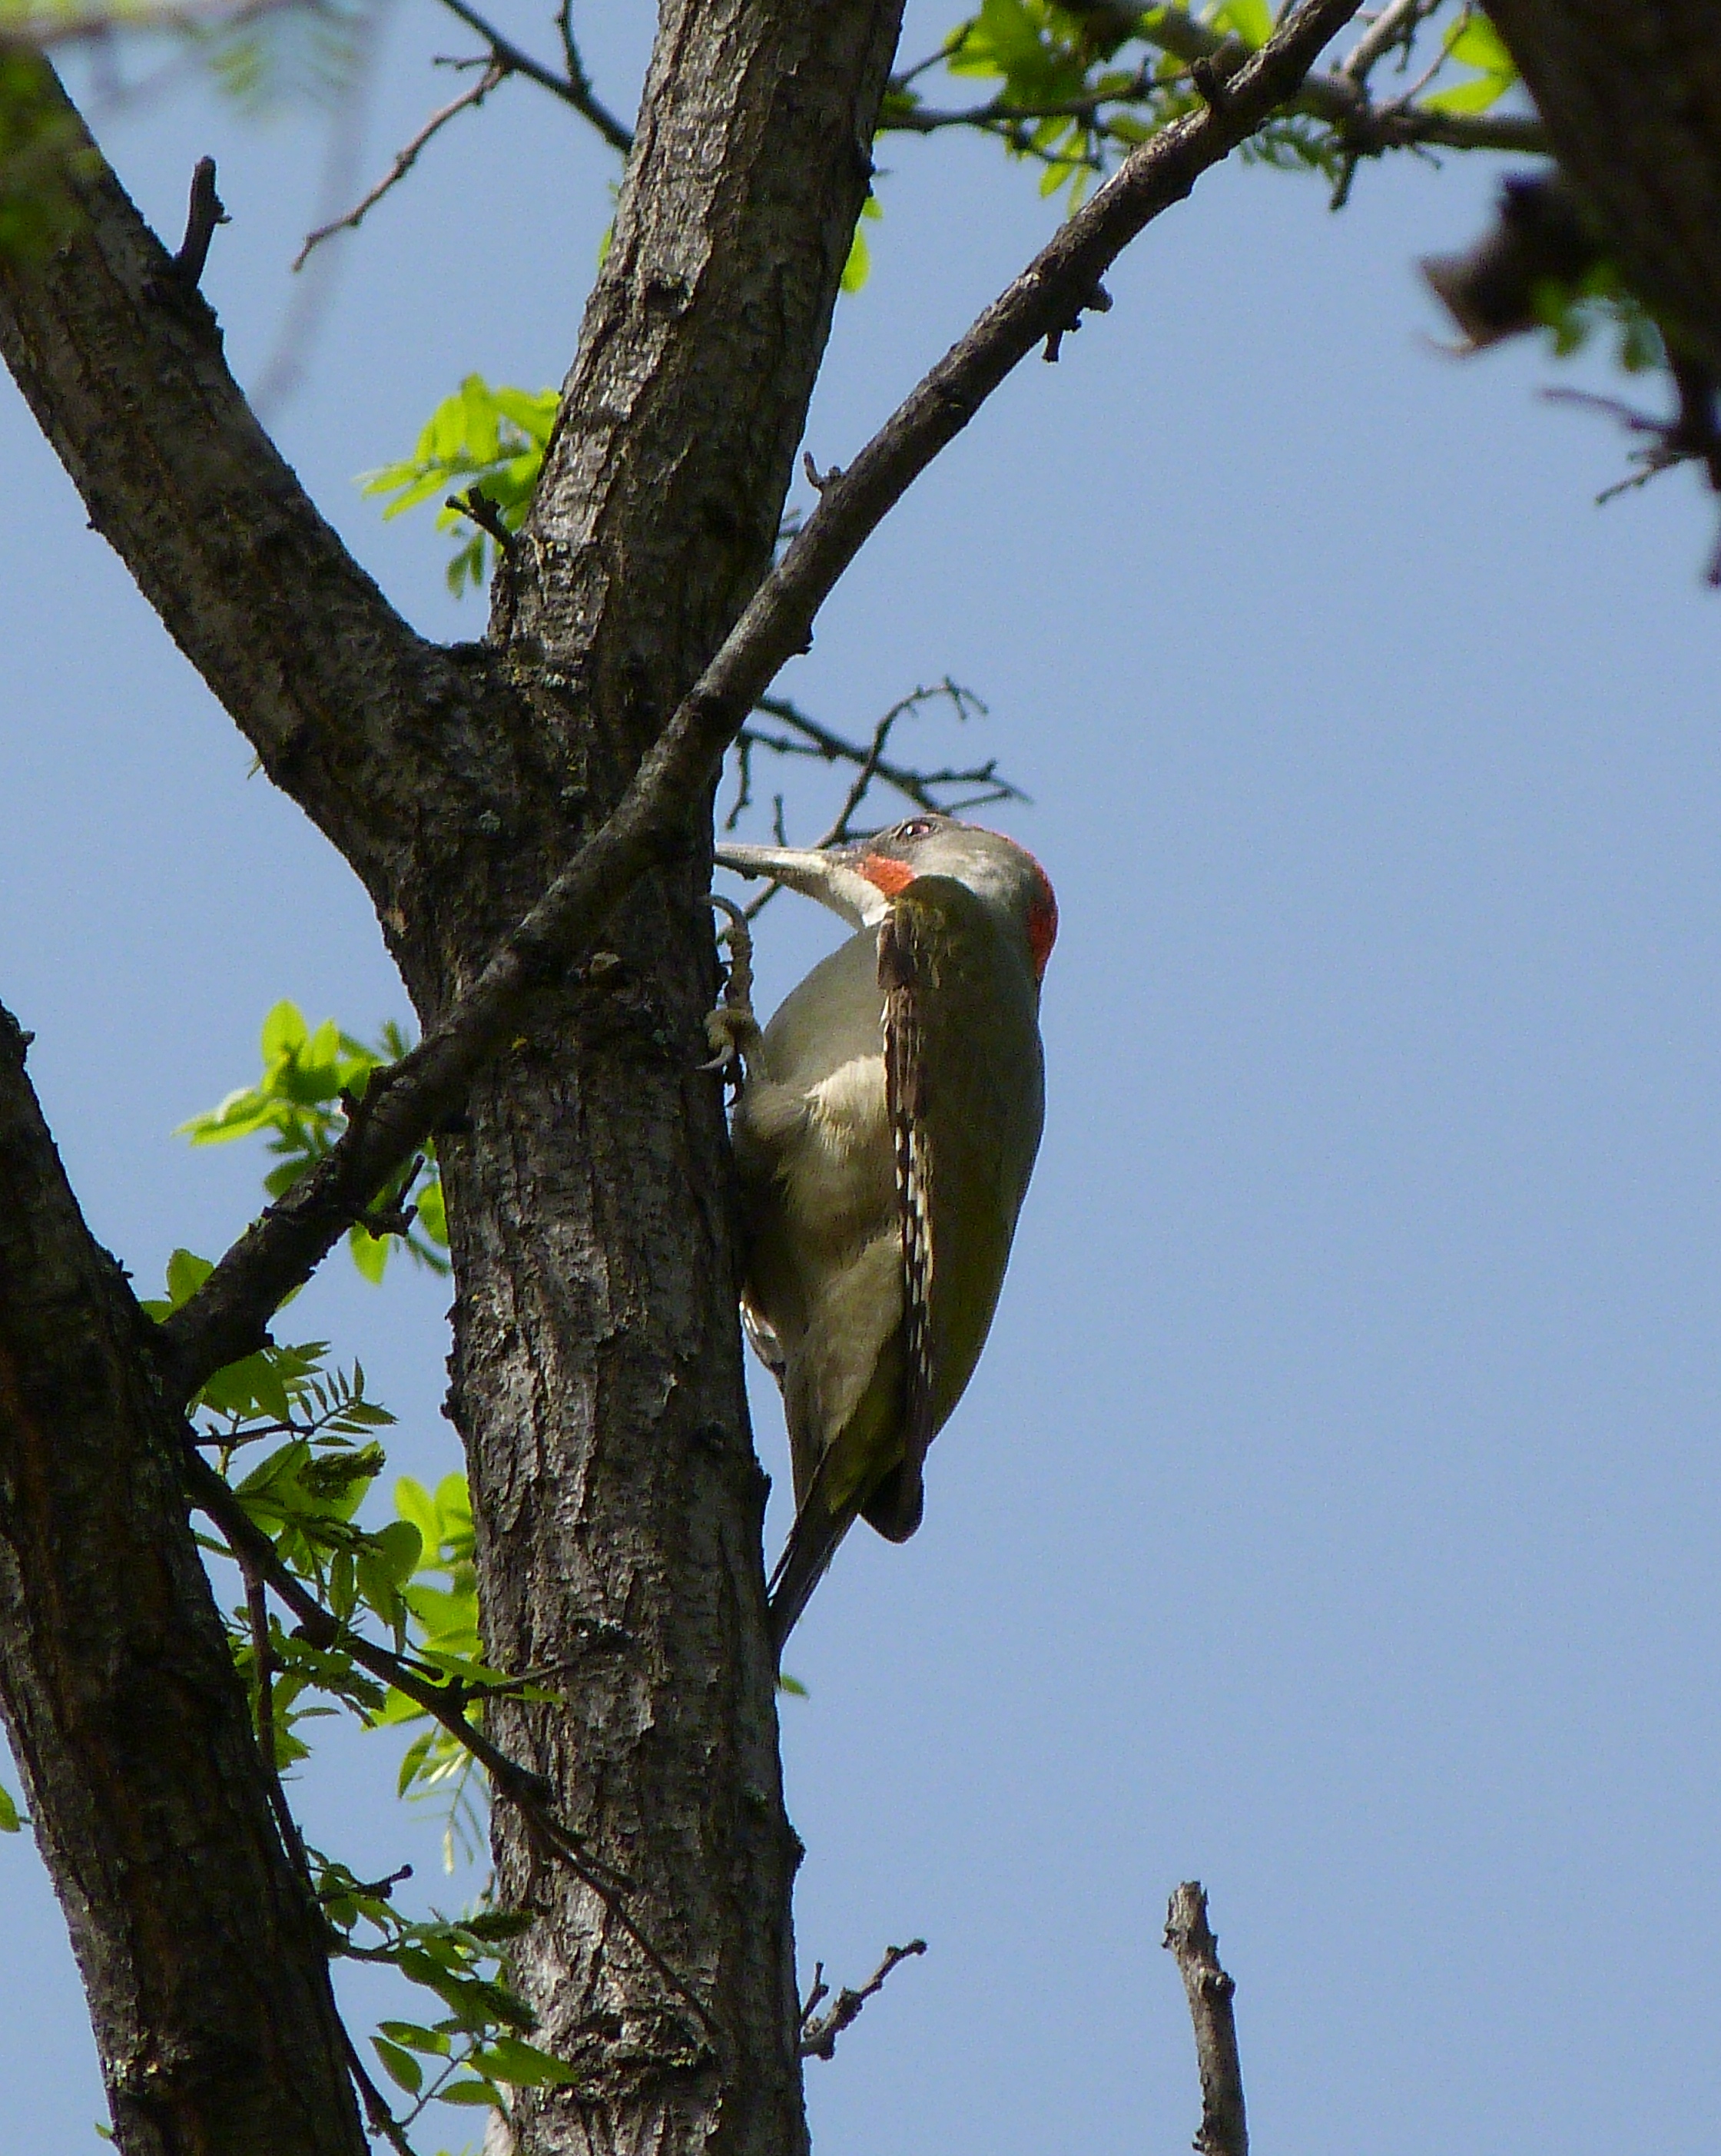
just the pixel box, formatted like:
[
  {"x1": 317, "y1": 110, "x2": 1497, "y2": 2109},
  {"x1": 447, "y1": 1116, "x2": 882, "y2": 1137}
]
[{"x1": 707, "y1": 814, "x2": 1056, "y2": 1653}]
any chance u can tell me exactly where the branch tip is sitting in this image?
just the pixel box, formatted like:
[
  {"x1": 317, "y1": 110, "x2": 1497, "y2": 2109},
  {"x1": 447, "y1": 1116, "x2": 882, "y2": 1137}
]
[
  {"x1": 1164, "y1": 1882, "x2": 1248, "y2": 2156},
  {"x1": 798, "y1": 1939, "x2": 927, "y2": 2060},
  {"x1": 173, "y1": 154, "x2": 228, "y2": 290}
]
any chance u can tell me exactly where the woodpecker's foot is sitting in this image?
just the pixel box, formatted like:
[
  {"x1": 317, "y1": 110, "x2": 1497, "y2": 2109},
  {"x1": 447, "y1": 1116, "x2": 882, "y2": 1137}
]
[{"x1": 702, "y1": 894, "x2": 761, "y2": 1076}]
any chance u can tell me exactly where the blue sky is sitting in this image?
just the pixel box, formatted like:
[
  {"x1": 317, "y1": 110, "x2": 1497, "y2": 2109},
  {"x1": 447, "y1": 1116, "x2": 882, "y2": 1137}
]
[{"x1": 4, "y1": 5, "x2": 1721, "y2": 2150}]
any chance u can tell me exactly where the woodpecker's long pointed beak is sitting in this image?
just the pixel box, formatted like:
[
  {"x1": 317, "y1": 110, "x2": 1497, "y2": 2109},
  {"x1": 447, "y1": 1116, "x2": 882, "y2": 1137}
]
[{"x1": 712, "y1": 841, "x2": 891, "y2": 928}]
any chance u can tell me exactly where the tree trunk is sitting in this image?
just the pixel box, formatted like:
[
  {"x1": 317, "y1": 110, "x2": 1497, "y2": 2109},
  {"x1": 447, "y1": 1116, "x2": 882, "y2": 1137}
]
[
  {"x1": 422, "y1": 8, "x2": 905, "y2": 2149},
  {"x1": 1484, "y1": 1, "x2": 1721, "y2": 374}
]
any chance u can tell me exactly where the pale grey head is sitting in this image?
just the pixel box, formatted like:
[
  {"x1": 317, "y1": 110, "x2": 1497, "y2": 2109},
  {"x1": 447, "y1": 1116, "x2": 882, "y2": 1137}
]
[{"x1": 715, "y1": 813, "x2": 1058, "y2": 982}]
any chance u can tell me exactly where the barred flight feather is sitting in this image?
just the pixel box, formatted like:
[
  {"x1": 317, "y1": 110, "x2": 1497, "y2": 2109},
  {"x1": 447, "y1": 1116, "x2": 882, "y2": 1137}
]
[{"x1": 880, "y1": 910, "x2": 935, "y2": 1474}]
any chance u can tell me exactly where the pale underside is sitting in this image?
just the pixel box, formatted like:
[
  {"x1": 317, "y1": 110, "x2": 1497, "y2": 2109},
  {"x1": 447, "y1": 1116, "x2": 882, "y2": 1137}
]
[{"x1": 730, "y1": 927, "x2": 901, "y2": 1502}]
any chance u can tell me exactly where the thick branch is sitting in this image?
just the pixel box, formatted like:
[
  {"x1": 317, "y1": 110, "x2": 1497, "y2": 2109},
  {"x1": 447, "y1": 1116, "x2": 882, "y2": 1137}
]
[
  {"x1": 0, "y1": 1005, "x2": 364, "y2": 2156},
  {"x1": 1164, "y1": 1882, "x2": 1248, "y2": 2156},
  {"x1": 0, "y1": 59, "x2": 516, "y2": 896},
  {"x1": 156, "y1": 0, "x2": 1366, "y2": 1403},
  {"x1": 1133, "y1": 1, "x2": 1547, "y2": 154}
]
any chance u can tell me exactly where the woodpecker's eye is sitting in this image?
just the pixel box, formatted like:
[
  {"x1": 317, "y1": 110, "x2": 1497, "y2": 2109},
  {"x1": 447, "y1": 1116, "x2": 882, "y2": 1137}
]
[{"x1": 894, "y1": 818, "x2": 937, "y2": 842}]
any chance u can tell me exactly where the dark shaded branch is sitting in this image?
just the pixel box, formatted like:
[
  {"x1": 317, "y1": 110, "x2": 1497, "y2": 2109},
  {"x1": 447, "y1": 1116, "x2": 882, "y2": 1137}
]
[
  {"x1": 171, "y1": 153, "x2": 227, "y2": 289},
  {"x1": 1484, "y1": 0, "x2": 1721, "y2": 377},
  {"x1": 0, "y1": 59, "x2": 512, "y2": 894},
  {"x1": 0, "y1": 1004, "x2": 366, "y2": 2156},
  {"x1": 798, "y1": 1939, "x2": 926, "y2": 2060},
  {"x1": 156, "y1": 0, "x2": 1366, "y2": 1403},
  {"x1": 433, "y1": 0, "x2": 632, "y2": 151},
  {"x1": 1164, "y1": 1882, "x2": 1248, "y2": 2156}
]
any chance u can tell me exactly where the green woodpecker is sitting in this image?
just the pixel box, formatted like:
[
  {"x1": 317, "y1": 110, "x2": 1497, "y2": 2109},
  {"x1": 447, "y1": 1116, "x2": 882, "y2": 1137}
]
[{"x1": 708, "y1": 814, "x2": 1056, "y2": 1652}]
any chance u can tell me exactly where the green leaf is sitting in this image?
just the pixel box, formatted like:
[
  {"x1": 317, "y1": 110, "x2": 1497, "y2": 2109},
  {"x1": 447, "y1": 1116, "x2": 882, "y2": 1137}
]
[
  {"x1": 347, "y1": 1222, "x2": 390, "y2": 1284},
  {"x1": 372, "y1": 2037, "x2": 423, "y2": 2095},
  {"x1": 1208, "y1": 0, "x2": 1270, "y2": 47},
  {"x1": 1424, "y1": 12, "x2": 1517, "y2": 114},
  {"x1": 373, "y1": 1519, "x2": 425, "y2": 1587},
  {"x1": 360, "y1": 376, "x2": 559, "y2": 595},
  {"x1": 416, "y1": 1174, "x2": 448, "y2": 1247},
  {"x1": 378, "y1": 2020, "x2": 454, "y2": 2056},
  {"x1": 165, "y1": 1247, "x2": 214, "y2": 1309},
  {"x1": 0, "y1": 1779, "x2": 22, "y2": 1831},
  {"x1": 260, "y1": 997, "x2": 308, "y2": 1063},
  {"x1": 436, "y1": 2078, "x2": 502, "y2": 2107}
]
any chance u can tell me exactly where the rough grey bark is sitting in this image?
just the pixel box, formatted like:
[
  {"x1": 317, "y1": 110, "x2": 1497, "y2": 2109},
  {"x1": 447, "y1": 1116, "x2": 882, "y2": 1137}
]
[
  {"x1": 436, "y1": 9, "x2": 904, "y2": 2151},
  {"x1": 0, "y1": 1007, "x2": 366, "y2": 2156},
  {"x1": 1484, "y1": 1, "x2": 1721, "y2": 374}
]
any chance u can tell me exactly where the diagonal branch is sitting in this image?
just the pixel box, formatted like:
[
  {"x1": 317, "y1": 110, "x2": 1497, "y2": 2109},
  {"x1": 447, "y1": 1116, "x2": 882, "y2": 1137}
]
[
  {"x1": 185, "y1": 1447, "x2": 728, "y2": 2052},
  {"x1": 797, "y1": 1939, "x2": 927, "y2": 2059},
  {"x1": 0, "y1": 60, "x2": 513, "y2": 896},
  {"x1": 157, "y1": 0, "x2": 1368, "y2": 1403}
]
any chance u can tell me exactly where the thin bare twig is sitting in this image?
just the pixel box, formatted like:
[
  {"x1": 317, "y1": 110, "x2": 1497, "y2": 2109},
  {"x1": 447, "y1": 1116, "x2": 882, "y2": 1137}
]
[
  {"x1": 1544, "y1": 360, "x2": 1721, "y2": 584},
  {"x1": 295, "y1": 63, "x2": 502, "y2": 270},
  {"x1": 342, "y1": 2022, "x2": 417, "y2": 2156},
  {"x1": 1164, "y1": 1882, "x2": 1248, "y2": 2156},
  {"x1": 798, "y1": 1939, "x2": 927, "y2": 2060},
  {"x1": 158, "y1": 0, "x2": 1368, "y2": 1407},
  {"x1": 726, "y1": 681, "x2": 1022, "y2": 914},
  {"x1": 449, "y1": 486, "x2": 515, "y2": 552},
  {"x1": 433, "y1": 0, "x2": 632, "y2": 151},
  {"x1": 738, "y1": 682, "x2": 1020, "y2": 818}
]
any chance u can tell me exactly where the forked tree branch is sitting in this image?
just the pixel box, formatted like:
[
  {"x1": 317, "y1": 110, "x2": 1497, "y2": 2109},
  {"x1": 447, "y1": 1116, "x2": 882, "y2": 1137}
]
[
  {"x1": 157, "y1": 0, "x2": 1368, "y2": 1402},
  {"x1": 1165, "y1": 1882, "x2": 1249, "y2": 2156},
  {"x1": 797, "y1": 1939, "x2": 927, "y2": 2059},
  {"x1": 0, "y1": 60, "x2": 515, "y2": 897},
  {"x1": 433, "y1": 0, "x2": 633, "y2": 152}
]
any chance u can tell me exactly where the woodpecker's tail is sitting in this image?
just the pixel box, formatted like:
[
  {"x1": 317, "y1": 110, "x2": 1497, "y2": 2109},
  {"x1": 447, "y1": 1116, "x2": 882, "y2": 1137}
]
[{"x1": 766, "y1": 1487, "x2": 867, "y2": 1658}]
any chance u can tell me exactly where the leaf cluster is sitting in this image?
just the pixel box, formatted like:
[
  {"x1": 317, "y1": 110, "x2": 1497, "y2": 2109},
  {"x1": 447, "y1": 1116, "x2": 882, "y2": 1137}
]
[
  {"x1": 0, "y1": 53, "x2": 100, "y2": 260},
  {"x1": 179, "y1": 998, "x2": 449, "y2": 1280},
  {"x1": 323, "y1": 1866, "x2": 576, "y2": 2122},
  {"x1": 360, "y1": 376, "x2": 559, "y2": 595}
]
